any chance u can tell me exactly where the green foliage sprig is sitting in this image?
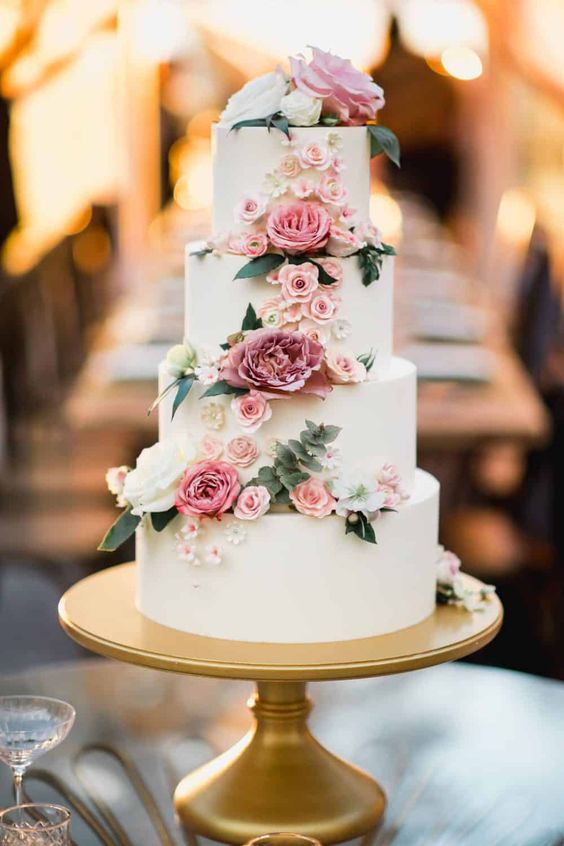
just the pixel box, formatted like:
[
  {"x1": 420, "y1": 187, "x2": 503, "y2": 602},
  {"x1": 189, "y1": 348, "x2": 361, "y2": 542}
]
[{"x1": 357, "y1": 242, "x2": 396, "y2": 287}]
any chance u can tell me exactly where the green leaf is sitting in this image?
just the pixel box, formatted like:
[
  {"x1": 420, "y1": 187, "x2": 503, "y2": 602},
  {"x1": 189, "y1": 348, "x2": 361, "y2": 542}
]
[
  {"x1": 148, "y1": 377, "x2": 182, "y2": 415},
  {"x1": 200, "y1": 382, "x2": 247, "y2": 399},
  {"x1": 189, "y1": 246, "x2": 212, "y2": 257},
  {"x1": 320, "y1": 113, "x2": 339, "y2": 126},
  {"x1": 274, "y1": 487, "x2": 291, "y2": 505},
  {"x1": 171, "y1": 376, "x2": 194, "y2": 419},
  {"x1": 230, "y1": 118, "x2": 269, "y2": 131},
  {"x1": 287, "y1": 255, "x2": 337, "y2": 285},
  {"x1": 318, "y1": 424, "x2": 341, "y2": 444},
  {"x1": 151, "y1": 507, "x2": 178, "y2": 532},
  {"x1": 234, "y1": 253, "x2": 286, "y2": 280},
  {"x1": 305, "y1": 420, "x2": 318, "y2": 434},
  {"x1": 345, "y1": 512, "x2": 377, "y2": 544},
  {"x1": 241, "y1": 303, "x2": 263, "y2": 332},
  {"x1": 367, "y1": 125, "x2": 401, "y2": 167},
  {"x1": 357, "y1": 348, "x2": 376, "y2": 372},
  {"x1": 300, "y1": 436, "x2": 326, "y2": 457},
  {"x1": 276, "y1": 443, "x2": 298, "y2": 468},
  {"x1": 267, "y1": 113, "x2": 291, "y2": 139},
  {"x1": 279, "y1": 470, "x2": 310, "y2": 489},
  {"x1": 98, "y1": 508, "x2": 140, "y2": 552},
  {"x1": 380, "y1": 242, "x2": 396, "y2": 256}
]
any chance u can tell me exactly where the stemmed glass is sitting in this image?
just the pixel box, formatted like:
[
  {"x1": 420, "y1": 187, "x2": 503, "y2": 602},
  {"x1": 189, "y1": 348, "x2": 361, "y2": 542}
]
[
  {"x1": 0, "y1": 804, "x2": 71, "y2": 844},
  {"x1": 0, "y1": 697, "x2": 75, "y2": 805}
]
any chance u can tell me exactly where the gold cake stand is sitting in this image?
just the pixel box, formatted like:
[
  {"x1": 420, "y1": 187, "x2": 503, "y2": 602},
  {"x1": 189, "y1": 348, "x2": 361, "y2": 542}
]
[{"x1": 59, "y1": 562, "x2": 502, "y2": 845}]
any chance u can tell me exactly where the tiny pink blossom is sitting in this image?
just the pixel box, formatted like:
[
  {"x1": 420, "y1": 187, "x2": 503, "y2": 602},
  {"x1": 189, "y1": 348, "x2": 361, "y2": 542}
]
[
  {"x1": 298, "y1": 141, "x2": 332, "y2": 171},
  {"x1": 302, "y1": 291, "x2": 340, "y2": 324},
  {"x1": 204, "y1": 544, "x2": 222, "y2": 566},
  {"x1": 195, "y1": 364, "x2": 219, "y2": 386},
  {"x1": 179, "y1": 518, "x2": 201, "y2": 540},
  {"x1": 199, "y1": 434, "x2": 224, "y2": 461},
  {"x1": 234, "y1": 194, "x2": 267, "y2": 224},
  {"x1": 175, "y1": 539, "x2": 200, "y2": 564},
  {"x1": 234, "y1": 485, "x2": 271, "y2": 520},
  {"x1": 317, "y1": 173, "x2": 348, "y2": 206},
  {"x1": 292, "y1": 177, "x2": 315, "y2": 199},
  {"x1": 339, "y1": 206, "x2": 357, "y2": 226},
  {"x1": 277, "y1": 153, "x2": 302, "y2": 179},
  {"x1": 241, "y1": 232, "x2": 268, "y2": 258},
  {"x1": 355, "y1": 221, "x2": 382, "y2": 247},
  {"x1": 278, "y1": 262, "x2": 319, "y2": 303},
  {"x1": 325, "y1": 349, "x2": 366, "y2": 384},
  {"x1": 231, "y1": 390, "x2": 273, "y2": 433},
  {"x1": 105, "y1": 465, "x2": 130, "y2": 507},
  {"x1": 378, "y1": 463, "x2": 401, "y2": 487},
  {"x1": 326, "y1": 224, "x2": 363, "y2": 257},
  {"x1": 332, "y1": 156, "x2": 346, "y2": 173},
  {"x1": 226, "y1": 435, "x2": 260, "y2": 467},
  {"x1": 290, "y1": 477, "x2": 336, "y2": 518}
]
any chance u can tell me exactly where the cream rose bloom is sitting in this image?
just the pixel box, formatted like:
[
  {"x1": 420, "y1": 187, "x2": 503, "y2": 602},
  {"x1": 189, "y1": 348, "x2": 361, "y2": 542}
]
[
  {"x1": 219, "y1": 71, "x2": 288, "y2": 128},
  {"x1": 123, "y1": 440, "x2": 195, "y2": 516},
  {"x1": 280, "y1": 89, "x2": 322, "y2": 126}
]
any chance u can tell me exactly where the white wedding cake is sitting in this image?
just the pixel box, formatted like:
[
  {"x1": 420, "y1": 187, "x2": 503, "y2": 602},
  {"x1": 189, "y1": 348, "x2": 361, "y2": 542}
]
[{"x1": 101, "y1": 48, "x2": 477, "y2": 644}]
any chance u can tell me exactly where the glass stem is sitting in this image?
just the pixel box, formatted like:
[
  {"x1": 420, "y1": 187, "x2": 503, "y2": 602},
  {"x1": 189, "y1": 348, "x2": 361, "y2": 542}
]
[{"x1": 13, "y1": 768, "x2": 25, "y2": 805}]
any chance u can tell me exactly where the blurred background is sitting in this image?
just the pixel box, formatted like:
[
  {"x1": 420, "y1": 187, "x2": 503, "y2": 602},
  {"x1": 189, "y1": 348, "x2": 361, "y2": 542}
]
[{"x1": 0, "y1": 0, "x2": 562, "y2": 676}]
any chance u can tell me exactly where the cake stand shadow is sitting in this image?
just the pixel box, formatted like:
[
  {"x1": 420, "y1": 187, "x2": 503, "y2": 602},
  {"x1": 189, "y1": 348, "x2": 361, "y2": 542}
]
[{"x1": 59, "y1": 562, "x2": 502, "y2": 845}]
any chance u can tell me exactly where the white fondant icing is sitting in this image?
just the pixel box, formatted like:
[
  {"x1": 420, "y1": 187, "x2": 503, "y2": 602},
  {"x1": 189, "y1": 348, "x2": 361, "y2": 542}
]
[
  {"x1": 137, "y1": 469, "x2": 439, "y2": 643},
  {"x1": 185, "y1": 250, "x2": 394, "y2": 373},
  {"x1": 212, "y1": 125, "x2": 370, "y2": 234},
  {"x1": 158, "y1": 356, "x2": 417, "y2": 492}
]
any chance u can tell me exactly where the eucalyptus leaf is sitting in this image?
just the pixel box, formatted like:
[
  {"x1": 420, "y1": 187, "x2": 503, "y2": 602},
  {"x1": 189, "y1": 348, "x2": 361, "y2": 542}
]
[
  {"x1": 200, "y1": 382, "x2": 247, "y2": 399},
  {"x1": 367, "y1": 125, "x2": 401, "y2": 167},
  {"x1": 318, "y1": 424, "x2": 341, "y2": 444},
  {"x1": 151, "y1": 507, "x2": 179, "y2": 532},
  {"x1": 234, "y1": 253, "x2": 285, "y2": 280},
  {"x1": 268, "y1": 113, "x2": 291, "y2": 139},
  {"x1": 171, "y1": 375, "x2": 194, "y2": 420},
  {"x1": 274, "y1": 487, "x2": 291, "y2": 505},
  {"x1": 147, "y1": 377, "x2": 181, "y2": 415},
  {"x1": 279, "y1": 470, "x2": 310, "y2": 489},
  {"x1": 98, "y1": 508, "x2": 140, "y2": 552},
  {"x1": 276, "y1": 443, "x2": 298, "y2": 468}
]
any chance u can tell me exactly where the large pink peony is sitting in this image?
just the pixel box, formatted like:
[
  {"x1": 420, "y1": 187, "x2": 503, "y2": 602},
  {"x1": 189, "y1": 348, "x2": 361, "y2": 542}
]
[
  {"x1": 266, "y1": 202, "x2": 331, "y2": 255},
  {"x1": 175, "y1": 460, "x2": 240, "y2": 519},
  {"x1": 221, "y1": 328, "x2": 331, "y2": 399},
  {"x1": 290, "y1": 46, "x2": 385, "y2": 126}
]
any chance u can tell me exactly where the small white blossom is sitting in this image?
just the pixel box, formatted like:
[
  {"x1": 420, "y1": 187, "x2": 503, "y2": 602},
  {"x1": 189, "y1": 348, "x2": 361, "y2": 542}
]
[
  {"x1": 195, "y1": 364, "x2": 219, "y2": 386},
  {"x1": 197, "y1": 344, "x2": 224, "y2": 366},
  {"x1": 327, "y1": 130, "x2": 343, "y2": 152},
  {"x1": 332, "y1": 471, "x2": 386, "y2": 518},
  {"x1": 204, "y1": 544, "x2": 222, "y2": 566},
  {"x1": 266, "y1": 437, "x2": 281, "y2": 458},
  {"x1": 201, "y1": 402, "x2": 225, "y2": 431},
  {"x1": 224, "y1": 521, "x2": 247, "y2": 545},
  {"x1": 105, "y1": 465, "x2": 130, "y2": 507},
  {"x1": 176, "y1": 539, "x2": 200, "y2": 566},
  {"x1": 320, "y1": 446, "x2": 342, "y2": 471},
  {"x1": 331, "y1": 319, "x2": 352, "y2": 341},
  {"x1": 263, "y1": 171, "x2": 288, "y2": 198},
  {"x1": 178, "y1": 519, "x2": 201, "y2": 541},
  {"x1": 166, "y1": 344, "x2": 197, "y2": 378}
]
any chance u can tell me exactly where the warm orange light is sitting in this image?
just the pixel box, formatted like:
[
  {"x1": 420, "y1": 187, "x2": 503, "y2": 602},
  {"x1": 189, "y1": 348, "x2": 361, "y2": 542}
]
[
  {"x1": 72, "y1": 226, "x2": 112, "y2": 273},
  {"x1": 370, "y1": 192, "x2": 403, "y2": 245},
  {"x1": 496, "y1": 188, "x2": 536, "y2": 247},
  {"x1": 441, "y1": 46, "x2": 483, "y2": 80}
]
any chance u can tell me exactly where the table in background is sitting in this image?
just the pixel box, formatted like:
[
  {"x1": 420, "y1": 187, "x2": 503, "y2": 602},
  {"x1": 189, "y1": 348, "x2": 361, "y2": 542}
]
[{"x1": 0, "y1": 659, "x2": 563, "y2": 845}]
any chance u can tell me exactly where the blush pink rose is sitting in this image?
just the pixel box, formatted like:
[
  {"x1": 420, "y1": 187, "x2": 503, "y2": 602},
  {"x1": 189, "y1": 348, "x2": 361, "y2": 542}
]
[
  {"x1": 299, "y1": 318, "x2": 331, "y2": 346},
  {"x1": 326, "y1": 349, "x2": 366, "y2": 384},
  {"x1": 234, "y1": 485, "x2": 271, "y2": 520},
  {"x1": 317, "y1": 257, "x2": 343, "y2": 286},
  {"x1": 241, "y1": 232, "x2": 268, "y2": 258},
  {"x1": 258, "y1": 297, "x2": 285, "y2": 329},
  {"x1": 355, "y1": 221, "x2": 382, "y2": 247},
  {"x1": 227, "y1": 232, "x2": 245, "y2": 254},
  {"x1": 231, "y1": 390, "x2": 272, "y2": 433},
  {"x1": 297, "y1": 142, "x2": 331, "y2": 171},
  {"x1": 326, "y1": 224, "x2": 363, "y2": 257},
  {"x1": 266, "y1": 202, "x2": 331, "y2": 255},
  {"x1": 199, "y1": 434, "x2": 224, "y2": 460},
  {"x1": 221, "y1": 328, "x2": 331, "y2": 399},
  {"x1": 302, "y1": 292, "x2": 340, "y2": 324},
  {"x1": 226, "y1": 435, "x2": 259, "y2": 467},
  {"x1": 281, "y1": 301, "x2": 303, "y2": 324},
  {"x1": 292, "y1": 177, "x2": 315, "y2": 199},
  {"x1": 290, "y1": 477, "x2": 336, "y2": 518},
  {"x1": 290, "y1": 46, "x2": 385, "y2": 126},
  {"x1": 332, "y1": 156, "x2": 346, "y2": 173},
  {"x1": 317, "y1": 173, "x2": 348, "y2": 206},
  {"x1": 278, "y1": 262, "x2": 319, "y2": 303},
  {"x1": 278, "y1": 153, "x2": 302, "y2": 179},
  {"x1": 339, "y1": 206, "x2": 357, "y2": 226},
  {"x1": 235, "y1": 194, "x2": 267, "y2": 224},
  {"x1": 175, "y1": 460, "x2": 240, "y2": 519}
]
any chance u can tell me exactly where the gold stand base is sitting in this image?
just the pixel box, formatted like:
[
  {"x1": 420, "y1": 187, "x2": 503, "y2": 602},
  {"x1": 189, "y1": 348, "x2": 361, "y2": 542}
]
[{"x1": 174, "y1": 681, "x2": 385, "y2": 845}]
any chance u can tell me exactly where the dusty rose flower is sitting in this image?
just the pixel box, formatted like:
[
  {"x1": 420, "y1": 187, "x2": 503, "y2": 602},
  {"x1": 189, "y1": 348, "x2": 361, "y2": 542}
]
[
  {"x1": 278, "y1": 262, "x2": 319, "y2": 303},
  {"x1": 299, "y1": 318, "x2": 331, "y2": 346},
  {"x1": 302, "y1": 291, "x2": 340, "y2": 324},
  {"x1": 235, "y1": 194, "x2": 267, "y2": 224},
  {"x1": 326, "y1": 224, "x2": 363, "y2": 257},
  {"x1": 278, "y1": 153, "x2": 302, "y2": 179},
  {"x1": 317, "y1": 257, "x2": 343, "y2": 286},
  {"x1": 231, "y1": 389, "x2": 273, "y2": 432},
  {"x1": 241, "y1": 232, "x2": 268, "y2": 258},
  {"x1": 292, "y1": 177, "x2": 315, "y2": 199},
  {"x1": 234, "y1": 485, "x2": 271, "y2": 520},
  {"x1": 176, "y1": 460, "x2": 241, "y2": 519},
  {"x1": 290, "y1": 46, "x2": 385, "y2": 126},
  {"x1": 199, "y1": 434, "x2": 224, "y2": 461},
  {"x1": 297, "y1": 141, "x2": 332, "y2": 171},
  {"x1": 355, "y1": 221, "x2": 382, "y2": 247},
  {"x1": 317, "y1": 173, "x2": 348, "y2": 206},
  {"x1": 258, "y1": 297, "x2": 285, "y2": 329},
  {"x1": 290, "y1": 477, "x2": 336, "y2": 518},
  {"x1": 266, "y1": 202, "x2": 331, "y2": 255},
  {"x1": 326, "y1": 349, "x2": 366, "y2": 384},
  {"x1": 221, "y1": 328, "x2": 331, "y2": 399},
  {"x1": 226, "y1": 435, "x2": 259, "y2": 467}
]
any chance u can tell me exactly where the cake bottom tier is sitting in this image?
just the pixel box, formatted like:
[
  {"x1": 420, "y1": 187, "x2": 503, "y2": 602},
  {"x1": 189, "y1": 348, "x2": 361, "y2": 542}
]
[{"x1": 137, "y1": 469, "x2": 440, "y2": 644}]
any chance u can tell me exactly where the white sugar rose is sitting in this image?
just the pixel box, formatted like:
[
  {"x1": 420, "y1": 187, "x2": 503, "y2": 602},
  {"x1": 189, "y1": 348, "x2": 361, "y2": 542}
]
[
  {"x1": 166, "y1": 343, "x2": 196, "y2": 378},
  {"x1": 219, "y1": 71, "x2": 288, "y2": 128},
  {"x1": 123, "y1": 440, "x2": 195, "y2": 516},
  {"x1": 280, "y1": 89, "x2": 322, "y2": 127}
]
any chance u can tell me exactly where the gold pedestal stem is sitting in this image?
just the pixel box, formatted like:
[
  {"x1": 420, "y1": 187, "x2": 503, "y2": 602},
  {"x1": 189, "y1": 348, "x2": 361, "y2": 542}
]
[{"x1": 174, "y1": 680, "x2": 386, "y2": 845}]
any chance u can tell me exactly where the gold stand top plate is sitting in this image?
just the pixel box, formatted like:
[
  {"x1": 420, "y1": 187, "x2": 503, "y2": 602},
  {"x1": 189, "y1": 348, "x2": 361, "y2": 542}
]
[{"x1": 59, "y1": 563, "x2": 502, "y2": 681}]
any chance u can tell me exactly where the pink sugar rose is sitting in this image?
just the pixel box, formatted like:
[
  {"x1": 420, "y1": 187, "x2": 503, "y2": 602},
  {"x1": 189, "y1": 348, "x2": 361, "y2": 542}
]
[
  {"x1": 227, "y1": 232, "x2": 245, "y2": 254},
  {"x1": 266, "y1": 202, "x2": 331, "y2": 255},
  {"x1": 199, "y1": 434, "x2": 224, "y2": 461},
  {"x1": 221, "y1": 328, "x2": 331, "y2": 399},
  {"x1": 278, "y1": 262, "x2": 319, "y2": 303},
  {"x1": 231, "y1": 389, "x2": 272, "y2": 433},
  {"x1": 226, "y1": 435, "x2": 259, "y2": 468},
  {"x1": 290, "y1": 477, "x2": 336, "y2": 518},
  {"x1": 355, "y1": 221, "x2": 382, "y2": 248},
  {"x1": 292, "y1": 177, "x2": 315, "y2": 199},
  {"x1": 317, "y1": 257, "x2": 343, "y2": 286},
  {"x1": 326, "y1": 224, "x2": 363, "y2": 257},
  {"x1": 290, "y1": 46, "x2": 385, "y2": 126},
  {"x1": 278, "y1": 153, "x2": 302, "y2": 179},
  {"x1": 235, "y1": 194, "x2": 267, "y2": 224},
  {"x1": 281, "y1": 301, "x2": 303, "y2": 324},
  {"x1": 258, "y1": 297, "x2": 285, "y2": 329},
  {"x1": 241, "y1": 232, "x2": 268, "y2": 258},
  {"x1": 298, "y1": 141, "x2": 332, "y2": 171},
  {"x1": 302, "y1": 291, "x2": 340, "y2": 324},
  {"x1": 234, "y1": 485, "x2": 271, "y2": 520},
  {"x1": 175, "y1": 460, "x2": 241, "y2": 519},
  {"x1": 377, "y1": 463, "x2": 401, "y2": 487},
  {"x1": 317, "y1": 172, "x2": 348, "y2": 206},
  {"x1": 299, "y1": 318, "x2": 331, "y2": 346},
  {"x1": 326, "y1": 349, "x2": 366, "y2": 384},
  {"x1": 332, "y1": 156, "x2": 345, "y2": 173}
]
